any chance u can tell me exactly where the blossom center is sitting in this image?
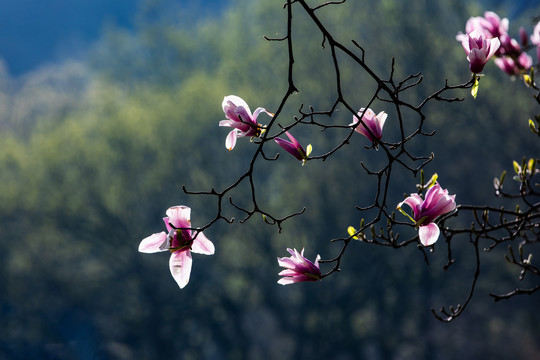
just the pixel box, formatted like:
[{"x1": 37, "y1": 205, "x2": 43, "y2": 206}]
[{"x1": 167, "y1": 229, "x2": 193, "y2": 251}]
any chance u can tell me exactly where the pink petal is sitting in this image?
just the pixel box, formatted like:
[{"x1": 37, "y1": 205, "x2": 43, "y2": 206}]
[
  {"x1": 487, "y1": 37, "x2": 500, "y2": 59},
  {"x1": 468, "y1": 48, "x2": 487, "y2": 63},
  {"x1": 423, "y1": 183, "x2": 443, "y2": 205},
  {"x1": 219, "y1": 119, "x2": 234, "y2": 127},
  {"x1": 418, "y1": 223, "x2": 440, "y2": 246},
  {"x1": 277, "y1": 277, "x2": 296, "y2": 285},
  {"x1": 222, "y1": 95, "x2": 250, "y2": 115},
  {"x1": 138, "y1": 232, "x2": 168, "y2": 253},
  {"x1": 468, "y1": 49, "x2": 488, "y2": 73},
  {"x1": 284, "y1": 131, "x2": 300, "y2": 149},
  {"x1": 277, "y1": 257, "x2": 296, "y2": 270},
  {"x1": 252, "y1": 107, "x2": 273, "y2": 120},
  {"x1": 429, "y1": 195, "x2": 456, "y2": 218},
  {"x1": 376, "y1": 111, "x2": 388, "y2": 132},
  {"x1": 358, "y1": 108, "x2": 375, "y2": 118},
  {"x1": 398, "y1": 194, "x2": 423, "y2": 220},
  {"x1": 313, "y1": 254, "x2": 321, "y2": 268},
  {"x1": 234, "y1": 106, "x2": 254, "y2": 125},
  {"x1": 191, "y1": 231, "x2": 215, "y2": 255},
  {"x1": 352, "y1": 108, "x2": 383, "y2": 142},
  {"x1": 278, "y1": 269, "x2": 299, "y2": 277},
  {"x1": 166, "y1": 206, "x2": 191, "y2": 229},
  {"x1": 225, "y1": 130, "x2": 238, "y2": 150},
  {"x1": 275, "y1": 137, "x2": 303, "y2": 161},
  {"x1": 354, "y1": 123, "x2": 371, "y2": 139},
  {"x1": 169, "y1": 250, "x2": 193, "y2": 289},
  {"x1": 163, "y1": 217, "x2": 173, "y2": 232},
  {"x1": 461, "y1": 37, "x2": 472, "y2": 54}
]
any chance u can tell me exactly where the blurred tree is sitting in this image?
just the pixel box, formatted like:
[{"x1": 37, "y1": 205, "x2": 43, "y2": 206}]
[{"x1": 0, "y1": 0, "x2": 538, "y2": 359}]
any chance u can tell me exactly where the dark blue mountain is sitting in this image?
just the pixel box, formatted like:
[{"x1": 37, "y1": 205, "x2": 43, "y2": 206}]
[{"x1": 0, "y1": 0, "x2": 229, "y2": 76}]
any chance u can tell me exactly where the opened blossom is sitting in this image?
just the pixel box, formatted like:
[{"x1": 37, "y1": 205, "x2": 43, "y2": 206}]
[
  {"x1": 464, "y1": 11, "x2": 508, "y2": 40},
  {"x1": 277, "y1": 248, "x2": 322, "y2": 285},
  {"x1": 462, "y1": 29, "x2": 500, "y2": 74},
  {"x1": 274, "y1": 131, "x2": 312, "y2": 165},
  {"x1": 350, "y1": 108, "x2": 387, "y2": 144},
  {"x1": 219, "y1": 95, "x2": 272, "y2": 151},
  {"x1": 138, "y1": 206, "x2": 215, "y2": 289},
  {"x1": 397, "y1": 183, "x2": 457, "y2": 246}
]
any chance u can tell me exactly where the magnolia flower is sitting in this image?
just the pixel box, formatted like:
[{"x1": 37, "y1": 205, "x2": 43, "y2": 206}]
[
  {"x1": 349, "y1": 108, "x2": 387, "y2": 144},
  {"x1": 498, "y1": 33, "x2": 522, "y2": 56},
  {"x1": 494, "y1": 52, "x2": 533, "y2": 75},
  {"x1": 479, "y1": 11, "x2": 508, "y2": 38},
  {"x1": 219, "y1": 95, "x2": 272, "y2": 151},
  {"x1": 274, "y1": 131, "x2": 312, "y2": 165},
  {"x1": 397, "y1": 183, "x2": 456, "y2": 246},
  {"x1": 462, "y1": 29, "x2": 500, "y2": 74},
  {"x1": 277, "y1": 248, "x2": 322, "y2": 285},
  {"x1": 457, "y1": 11, "x2": 508, "y2": 41},
  {"x1": 138, "y1": 206, "x2": 215, "y2": 289}
]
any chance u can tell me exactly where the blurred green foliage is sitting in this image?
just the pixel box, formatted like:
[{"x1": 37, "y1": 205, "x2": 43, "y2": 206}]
[{"x1": 0, "y1": 0, "x2": 538, "y2": 359}]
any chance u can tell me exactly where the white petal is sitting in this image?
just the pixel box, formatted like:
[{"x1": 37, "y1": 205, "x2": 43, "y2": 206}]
[
  {"x1": 222, "y1": 95, "x2": 250, "y2": 113},
  {"x1": 138, "y1": 232, "x2": 168, "y2": 253},
  {"x1": 191, "y1": 232, "x2": 215, "y2": 255},
  {"x1": 418, "y1": 223, "x2": 440, "y2": 246},
  {"x1": 169, "y1": 250, "x2": 193, "y2": 289},
  {"x1": 225, "y1": 130, "x2": 238, "y2": 150},
  {"x1": 166, "y1": 206, "x2": 191, "y2": 229}
]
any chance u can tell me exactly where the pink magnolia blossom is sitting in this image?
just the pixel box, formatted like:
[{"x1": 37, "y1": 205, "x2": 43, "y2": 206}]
[
  {"x1": 274, "y1": 131, "x2": 311, "y2": 165},
  {"x1": 494, "y1": 52, "x2": 533, "y2": 75},
  {"x1": 219, "y1": 95, "x2": 272, "y2": 151},
  {"x1": 462, "y1": 29, "x2": 500, "y2": 74},
  {"x1": 397, "y1": 183, "x2": 457, "y2": 246},
  {"x1": 498, "y1": 33, "x2": 521, "y2": 56},
  {"x1": 277, "y1": 248, "x2": 322, "y2": 285},
  {"x1": 349, "y1": 108, "x2": 387, "y2": 144},
  {"x1": 459, "y1": 11, "x2": 508, "y2": 41},
  {"x1": 138, "y1": 206, "x2": 215, "y2": 289}
]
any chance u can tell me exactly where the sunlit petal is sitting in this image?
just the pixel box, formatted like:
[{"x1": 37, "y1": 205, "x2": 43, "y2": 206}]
[
  {"x1": 418, "y1": 223, "x2": 440, "y2": 246},
  {"x1": 138, "y1": 232, "x2": 168, "y2": 253},
  {"x1": 169, "y1": 250, "x2": 193, "y2": 289},
  {"x1": 191, "y1": 232, "x2": 215, "y2": 255},
  {"x1": 166, "y1": 206, "x2": 191, "y2": 229}
]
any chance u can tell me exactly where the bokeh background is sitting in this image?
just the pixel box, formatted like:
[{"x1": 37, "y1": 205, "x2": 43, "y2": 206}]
[{"x1": 0, "y1": 0, "x2": 539, "y2": 359}]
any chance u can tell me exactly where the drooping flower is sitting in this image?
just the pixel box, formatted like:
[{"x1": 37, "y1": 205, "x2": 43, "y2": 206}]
[
  {"x1": 462, "y1": 29, "x2": 500, "y2": 74},
  {"x1": 277, "y1": 248, "x2": 322, "y2": 285},
  {"x1": 349, "y1": 108, "x2": 387, "y2": 144},
  {"x1": 219, "y1": 95, "x2": 273, "y2": 151},
  {"x1": 397, "y1": 183, "x2": 457, "y2": 246},
  {"x1": 138, "y1": 206, "x2": 215, "y2": 289},
  {"x1": 274, "y1": 131, "x2": 312, "y2": 165}
]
